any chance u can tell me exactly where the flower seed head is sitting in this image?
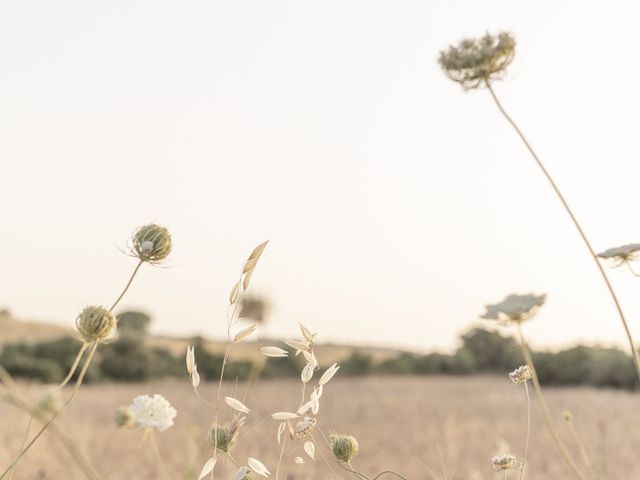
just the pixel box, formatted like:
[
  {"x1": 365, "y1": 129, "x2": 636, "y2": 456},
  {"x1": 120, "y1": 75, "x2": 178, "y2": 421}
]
[
  {"x1": 330, "y1": 433, "x2": 359, "y2": 463},
  {"x1": 76, "y1": 305, "x2": 117, "y2": 343},
  {"x1": 130, "y1": 224, "x2": 172, "y2": 263},
  {"x1": 491, "y1": 455, "x2": 517, "y2": 471},
  {"x1": 294, "y1": 416, "x2": 317, "y2": 438},
  {"x1": 114, "y1": 405, "x2": 135, "y2": 427},
  {"x1": 481, "y1": 293, "x2": 546, "y2": 324},
  {"x1": 439, "y1": 32, "x2": 516, "y2": 90},
  {"x1": 209, "y1": 415, "x2": 246, "y2": 453},
  {"x1": 509, "y1": 365, "x2": 532, "y2": 385}
]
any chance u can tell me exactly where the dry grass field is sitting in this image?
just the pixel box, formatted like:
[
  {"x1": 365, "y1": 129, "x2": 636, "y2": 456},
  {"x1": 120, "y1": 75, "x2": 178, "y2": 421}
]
[{"x1": 1, "y1": 376, "x2": 638, "y2": 480}]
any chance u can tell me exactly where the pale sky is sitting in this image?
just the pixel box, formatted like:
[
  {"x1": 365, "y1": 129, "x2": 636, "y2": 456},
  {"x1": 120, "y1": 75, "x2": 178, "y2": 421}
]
[{"x1": 2, "y1": 1, "x2": 640, "y2": 352}]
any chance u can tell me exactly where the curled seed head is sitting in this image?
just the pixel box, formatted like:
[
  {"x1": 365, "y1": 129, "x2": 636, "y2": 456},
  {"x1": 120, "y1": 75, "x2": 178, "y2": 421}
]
[
  {"x1": 330, "y1": 433, "x2": 359, "y2": 463},
  {"x1": 294, "y1": 416, "x2": 317, "y2": 438},
  {"x1": 438, "y1": 31, "x2": 515, "y2": 90},
  {"x1": 491, "y1": 455, "x2": 517, "y2": 471},
  {"x1": 508, "y1": 365, "x2": 532, "y2": 385},
  {"x1": 209, "y1": 415, "x2": 245, "y2": 453},
  {"x1": 130, "y1": 224, "x2": 172, "y2": 263},
  {"x1": 114, "y1": 406, "x2": 135, "y2": 427},
  {"x1": 76, "y1": 305, "x2": 117, "y2": 343}
]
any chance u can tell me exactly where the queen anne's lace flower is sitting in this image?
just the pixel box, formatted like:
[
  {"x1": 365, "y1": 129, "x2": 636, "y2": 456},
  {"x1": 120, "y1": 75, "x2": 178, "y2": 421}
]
[
  {"x1": 491, "y1": 455, "x2": 517, "y2": 471},
  {"x1": 129, "y1": 394, "x2": 177, "y2": 431},
  {"x1": 509, "y1": 365, "x2": 532, "y2": 385},
  {"x1": 597, "y1": 244, "x2": 640, "y2": 267},
  {"x1": 481, "y1": 293, "x2": 546, "y2": 324}
]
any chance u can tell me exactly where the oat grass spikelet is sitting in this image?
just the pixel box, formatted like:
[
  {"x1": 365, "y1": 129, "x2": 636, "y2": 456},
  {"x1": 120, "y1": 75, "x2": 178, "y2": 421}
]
[
  {"x1": 130, "y1": 223, "x2": 172, "y2": 264},
  {"x1": 330, "y1": 433, "x2": 359, "y2": 463},
  {"x1": 439, "y1": 31, "x2": 515, "y2": 89},
  {"x1": 75, "y1": 305, "x2": 117, "y2": 343},
  {"x1": 129, "y1": 394, "x2": 177, "y2": 431}
]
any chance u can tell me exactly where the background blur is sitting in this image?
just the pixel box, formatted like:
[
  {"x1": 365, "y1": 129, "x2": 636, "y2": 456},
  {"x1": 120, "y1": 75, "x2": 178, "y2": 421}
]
[{"x1": 2, "y1": 0, "x2": 640, "y2": 352}]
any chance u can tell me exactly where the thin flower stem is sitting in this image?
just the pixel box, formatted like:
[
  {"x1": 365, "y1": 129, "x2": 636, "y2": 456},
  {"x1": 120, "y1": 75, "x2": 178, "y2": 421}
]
[
  {"x1": 519, "y1": 381, "x2": 531, "y2": 480},
  {"x1": 148, "y1": 429, "x2": 171, "y2": 480},
  {"x1": 109, "y1": 260, "x2": 144, "y2": 312},
  {"x1": 567, "y1": 418, "x2": 595, "y2": 480},
  {"x1": 103, "y1": 429, "x2": 149, "y2": 477},
  {"x1": 57, "y1": 343, "x2": 89, "y2": 389},
  {"x1": 341, "y1": 463, "x2": 370, "y2": 480},
  {"x1": 625, "y1": 261, "x2": 640, "y2": 277},
  {"x1": 6, "y1": 414, "x2": 32, "y2": 480},
  {"x1": 0, "y1": 342, "x2": 98, "y2": 480},
  {"x1": 275, "y1": 435, "x2": 287, "y2": 480},
  {"x1": 310, "y1": 434, "x2": 341, "y2": 480},
  {"x1": 517, "y1": 325, "x2": 585, "y2": 480},
  {"x1": 485, "y1": 80, "x2": 640, "y2": 382},
  {"x1": 370, "y1": 470, "x2": 411, "y2": 480}
]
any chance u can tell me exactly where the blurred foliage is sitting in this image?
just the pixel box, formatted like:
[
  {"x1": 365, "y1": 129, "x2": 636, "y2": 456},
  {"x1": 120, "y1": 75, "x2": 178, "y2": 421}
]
[{"x1": 1, "y1": 321, "x2": 637, "y2": 390}]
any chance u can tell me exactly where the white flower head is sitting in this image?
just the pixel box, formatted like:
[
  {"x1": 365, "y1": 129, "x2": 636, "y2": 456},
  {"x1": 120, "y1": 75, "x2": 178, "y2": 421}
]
[
  {"x1": 597, "y1": 244, "x2": 640, "y2": 267},
  {"x1": 481, "y1": 293, "x2": 546, "y2": 324},
  {"x1": 129, "y1": 394, "x2": 177, "y2": 431},
  {"x1": 491, "y1": 455, "x2": 517, "y2": 471},
  {"x1": 508, "y1": 365, "x2": 532, "y2": 385}
]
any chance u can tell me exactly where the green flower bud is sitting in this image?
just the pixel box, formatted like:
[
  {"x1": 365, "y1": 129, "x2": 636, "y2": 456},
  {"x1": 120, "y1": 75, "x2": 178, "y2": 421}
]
[
  {"x1": 330, "y1": 433, "x2": 359, "y2": 463},
  {"x1": 76, "y1": 305, "x2": 116, "y2": 343},
  {"x1": 114, "y1": 406, "x2": 135, "y2": 427},
  {"x1": 131, "y1": 224, "x2": 172, "y2": 263}
]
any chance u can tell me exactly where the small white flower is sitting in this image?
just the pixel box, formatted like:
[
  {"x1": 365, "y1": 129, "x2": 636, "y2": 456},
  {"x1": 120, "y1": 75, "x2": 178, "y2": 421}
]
[
  {"x1": 260, "y1": 346, "x2": 288, "y2": 358},
  {"x1": 248, "y1": 457, "x2": 271, "y2": 477},
  {"x1": 140, "y1": 240, "x2": 155, "y2": 253},
  {"x1": 492, "y1": 455, "x2": 517, "y2": 471},
  {"x1": 481, "y1": 293, "x2": 546, "y2": 324},
  {"x1": 319, "y1": 363, "x2": 340, "y2": 385},
  {"x1": 186, "y1": 346, "x2": 195, "y2": 374},
  {"x1": 509, "y1": 365, "x2": 532, "y2": 385},
  {"x1": 598, "y1": 243, "x2": 640, "y2": 262},
  {"x1": 129, "y1": 394, "x2": 177, "y2": 431},
  {"x1": 298, "y1": 323, "x2": 316, "y2": 343}
]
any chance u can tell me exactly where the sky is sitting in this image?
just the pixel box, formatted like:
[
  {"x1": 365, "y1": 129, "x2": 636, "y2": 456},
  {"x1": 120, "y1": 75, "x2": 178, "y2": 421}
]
[{"x1": 2, "y1": 1, "x2": 640, "y2": 352}]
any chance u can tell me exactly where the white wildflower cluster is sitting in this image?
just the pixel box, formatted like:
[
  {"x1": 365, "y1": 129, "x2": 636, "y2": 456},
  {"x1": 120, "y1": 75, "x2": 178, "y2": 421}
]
[
  {"x1": 481, "y1": 293, "x2": 546, "y2": 324},
  {"x1": 598, "y1": 243, "x2": 640, "y2": 276},
  {"x1": 509, "y1": 365, "x2": 532, "y2": 385},
  {"x1": 491, "y1": 455, "x2": 517, "y2": 471},
  {"x1": 128, "y1": 394, "x2": 177, "y2": 432}
]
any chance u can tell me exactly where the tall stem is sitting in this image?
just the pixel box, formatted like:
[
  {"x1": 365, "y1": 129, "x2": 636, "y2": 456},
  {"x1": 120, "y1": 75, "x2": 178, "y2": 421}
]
[
  {"x1": 518, "y1": 381, "x2": 531, "y2": 480},
  {"x1": 485, "y1": 80, "x2": 640, "y2": 382},
  {"x1": 109, "y1": 260, "x2": 144, "y2": 312},
  {"x1": 517, "y1": 325, "x2": 585, "y2": 480}
]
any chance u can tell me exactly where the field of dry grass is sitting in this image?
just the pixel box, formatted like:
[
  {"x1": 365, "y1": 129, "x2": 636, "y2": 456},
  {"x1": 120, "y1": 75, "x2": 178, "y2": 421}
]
[{"x1": 1, "y1": 376, "x2": 638, "y2": 480}]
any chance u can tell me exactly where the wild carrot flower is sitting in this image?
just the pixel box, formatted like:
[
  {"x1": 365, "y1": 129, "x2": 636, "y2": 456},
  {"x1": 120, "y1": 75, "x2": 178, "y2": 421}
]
[
  {"x1": 491, "y1": 455, "x2": 517, "y2": 471},
  {"x1": 128, "y1": 394, "x2": 177, "y2": 431},
  {"x1": 438, "y1": 32, "x2": 515, "y2": 89},
  {"x1": 75, "y1": 305, "x2": 117, "y2": 343},
  {"x1": 130, "y1": 224, "x2": 172, "y2": 264},
  {"x1": 597, "y1": 244, "x2": 640, "y2": 267},
  {"x1": 481, "y1": 293, "x2": 546, "y2": 324},
  {"x1": 330, "y1": 434, "x2": 359, "y2": 463},
  {"x1": 509, "y1": 365, "x2": 532, "y2": 385}
]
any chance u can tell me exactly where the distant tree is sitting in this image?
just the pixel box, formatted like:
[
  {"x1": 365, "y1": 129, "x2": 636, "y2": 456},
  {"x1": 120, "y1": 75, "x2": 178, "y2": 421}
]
[
  {"x1": 239, "y1": 295, "x2": 270, "y2": 324},
  {"x1": 116, "y1": 310, "x2": 152, "y2": 335},
  {"x1": 456, "y1": 326, "x2": 521, "y2": 373}
]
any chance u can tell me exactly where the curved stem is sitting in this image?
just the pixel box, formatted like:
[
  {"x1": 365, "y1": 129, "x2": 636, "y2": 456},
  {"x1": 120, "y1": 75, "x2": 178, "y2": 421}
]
[
  {"x1": 148, "y1": 429, "x2": 171, "y2": 480},
  {"x1": 625, "y1": 261, "x2": 640, "y2": 277},
  {"x1": 485, "y1": 80, "x2": 640, "y2": 382},
  {"x1": 567, "y1": 417, "x2": 595, "y2": 480},
  {"x1": 0, "y1": 342, "x2": 98, "y2": 480},
  {"x1": 519, "y1": 381, "x2": 531, "y2": 480},
  {"x1": 517, "y1": 325, "x2": 585, "y2": 480},
  {"x1": 58, "y1": 343, "x2": 89, "y2": 389},
  {"x1": 103, "y1": 429, "x2": 149, "y2": 477},
  {"x1": 6, "y1": 414, "x2": 32, "y2": 480},
  {"x1": 341, "y1": 463, "x2": 370, "y2": 480},
  {"x1": 275, "y1": 436, "x2": 287, "y2": 480},
  {"x1": 109, "y1": 260, "x2": 144, "y2": 312}
]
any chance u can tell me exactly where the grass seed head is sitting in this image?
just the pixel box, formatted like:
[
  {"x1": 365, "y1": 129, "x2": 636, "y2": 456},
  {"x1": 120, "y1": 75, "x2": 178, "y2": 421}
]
[
  {"x1": 76, "y1": 305, "x2": 117, "y2": 343},
  {"x1": 330, "y1": 433, "x2": 359, "y2": 463},
  {"x1": 508, "y1": 365, "x2": 532, "y2": 385},
  {"x1": 130, "y1": 224, "x2": 172, "y2": 263},
  {"x1": 209, "y1": 415, "x2": 246, "y2": 453}
]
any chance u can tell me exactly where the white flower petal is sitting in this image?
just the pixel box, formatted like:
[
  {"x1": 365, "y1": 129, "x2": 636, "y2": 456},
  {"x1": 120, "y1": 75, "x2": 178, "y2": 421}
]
[
  {"x1": 260, "y1": 346, "x2": 288, "y2": 358},
  {"x1": 234, "y1": 324, "x2": 257, "y2": 343},
  {"x1": 271, "y1": 412, "x2": 298, "y2": 420},
  {"x1": 304, "y1": 441, "x2": 315, "y2": 460},
  {"x1": 248, "y1": 457, "x2": 271, "y2": 477},
  {"x1": 198, "y1": 457, "x2": 217, "y2": 480},
  {"x1": 129, "y1": 394, "x2": 177, "y2": 431},
  {"x1": 319, "y1": 363, "x2": 340, "y2": 385},
  {"x1": 225, "y1": 396, "x2": 251, "y2": 414}
]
